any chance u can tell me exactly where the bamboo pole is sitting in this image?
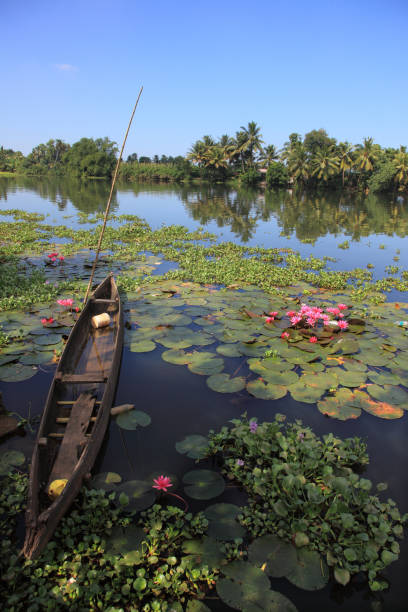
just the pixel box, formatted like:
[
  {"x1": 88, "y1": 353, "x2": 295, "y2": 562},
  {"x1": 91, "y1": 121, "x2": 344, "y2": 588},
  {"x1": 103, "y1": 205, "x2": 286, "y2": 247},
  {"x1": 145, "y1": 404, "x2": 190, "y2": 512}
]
[{"x1": 84, "y1": 87, "x2": 143, "y2": 303}]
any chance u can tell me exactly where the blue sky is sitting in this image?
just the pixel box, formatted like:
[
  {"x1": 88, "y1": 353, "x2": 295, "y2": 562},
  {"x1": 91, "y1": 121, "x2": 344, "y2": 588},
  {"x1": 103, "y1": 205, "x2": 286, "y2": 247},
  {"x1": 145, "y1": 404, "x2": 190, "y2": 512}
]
[{"x1": 1, "y1": 0, "x2": 407, "y2": 157}]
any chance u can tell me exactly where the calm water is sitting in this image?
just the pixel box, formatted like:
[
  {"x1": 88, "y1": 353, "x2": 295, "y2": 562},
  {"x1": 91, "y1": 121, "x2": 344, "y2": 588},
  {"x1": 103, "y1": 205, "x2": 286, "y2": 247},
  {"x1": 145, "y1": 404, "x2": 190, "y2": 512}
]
[{"x1": 1, "y1": 176, "x2": 408, "y2": 611}]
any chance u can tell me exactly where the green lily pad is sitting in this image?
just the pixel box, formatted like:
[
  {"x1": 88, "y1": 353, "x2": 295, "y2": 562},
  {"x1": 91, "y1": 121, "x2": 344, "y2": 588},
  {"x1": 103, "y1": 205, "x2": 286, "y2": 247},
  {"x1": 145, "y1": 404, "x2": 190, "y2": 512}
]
[
  {"x1": 175, "y1": 435, "x2": 208, "y2": 459},
  {"x1": 247, "y1": 357, "x2": 293, "y2": 375},
  {"x1": 299, "y1": 371, "x2": 338, "y2": 390},
  {"x1": 182, "y1": 536, "x2": 224, "y2": 567},
  {"x1": 367, "y1": 384, "x2": 408, "y2": 405},
  {"x1": 183, "y1": 469, "x2": 225, "y2": 500},
  {"x1": 288, "y1": 382, "x2": 323, "y2": 403},
  {"x1": 161, "y1": 349, "x2": 193, "y2": 365},
  {"x1": 33, "y1": 333, "x2": 62, "y2": 345},
  {"x1": 247, "y1": 379, "x2": 287, "y2": 400},
  {"x1": 207, "y1": 373, "x2": 246, "y2": 393},
  {"x1": 116, "y1": 410, "x2": 151, "y2": 430},
  {"x1": 129, "y1": 340, "x2": 156, "y2": 353},
  {"x1": 105, "y1": 524, "x2": 145, "y2": 557},
  {"x1": 0, "y1": 363, "x2": 37, "y2": 382},
  {"x1": 216, "y1": 343, "x2": 243, "y2": 357},
  {"x1": 237, "y1": 341, "x2": 269, "y2": 357},
  {"x1": 317, "y1": 392, "x2": 362, "y2": 421},
  {"x1": 0, "y1": 450, "x2": 25, "y2": 475},
  {"x1": 205, "y1": 508, "x2": 246, "y2": 541},
  {"x1": 91, "y1": 471, "x2": 122, "y2": 490},
  {"x1": 185, "y1": 601, "x2": 211, "y2": 612},
  {"x1": 114, "y1": 480, "x2": 155, "y2": 511},
  {"x1": 335, "y1": 370, "x2": 367, "y2": 388},
  {"x1": 368, "y1": 371, "x2": 401, "y2": 385},
  {"x1": 248, "y1": 535, "x2": 298, "y2": 578},
  {"x1": 217, "y1": 561, "x2": 297, "y2": 611},
  {"x1": 286, "y1": 548, "x2": 329, "y2": 591},
  {"x1": 355, "y1": 392, "x2": 404, "y2": 419},
  {"x1": 188, "y1": 353, "x2": 224, "y2": 375},
  {"x1": 19, "y1": 351, "x2": 54, "y2": 365}
]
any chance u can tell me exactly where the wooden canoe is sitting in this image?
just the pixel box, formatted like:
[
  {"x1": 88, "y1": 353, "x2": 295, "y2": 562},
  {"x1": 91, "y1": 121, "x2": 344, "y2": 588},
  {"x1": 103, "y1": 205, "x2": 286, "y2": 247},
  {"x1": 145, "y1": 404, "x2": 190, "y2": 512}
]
[{"x1": 23, "y1": 274, "x2": 123, "y2": 559}]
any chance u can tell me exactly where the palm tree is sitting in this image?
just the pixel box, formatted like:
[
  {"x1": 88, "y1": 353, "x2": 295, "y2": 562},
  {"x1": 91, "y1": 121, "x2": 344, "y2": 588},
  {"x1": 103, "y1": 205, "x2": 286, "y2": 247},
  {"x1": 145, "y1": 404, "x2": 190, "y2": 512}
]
[
  {"x1": 259, "y1": 144, "x2": 279, "y2": 167},
  {"x1": 286, "y1": 142, "x2": 310, "y2": 184},
  {"x1": 311, "y1": 147, "x2": 339, "y2": 181},
  {"x1": 218, "y1": 134, "x2": 236, "y2": 164},
  {"x1": 237, "y1": 121, "x2": 264, "y2": 168},
  {"x1": 354, "y1": 137, "x2": 380, "y2": 172},
  {"x1": 203, "y1": 145, "x2": 228, "y2": 170},
  {"x1": 187, "y1": 140, "x2": 207, "y2": 167},
  {"x1": 337, "y1": 142, "x2": 354, "y2": 186},
  {"x1": 393, "y1": 147, "x2": 408, "y2": 190}
]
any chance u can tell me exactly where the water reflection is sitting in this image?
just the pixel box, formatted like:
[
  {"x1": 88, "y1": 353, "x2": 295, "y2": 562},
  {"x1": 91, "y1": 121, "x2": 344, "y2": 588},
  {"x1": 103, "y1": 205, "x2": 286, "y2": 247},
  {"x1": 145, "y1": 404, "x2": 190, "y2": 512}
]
[
  {"x1": 0, "y1": 175, "x2": 118, "y2": 214},
  {"x1": 1, "y1": 176, "x2": 408, "y2": 244}
]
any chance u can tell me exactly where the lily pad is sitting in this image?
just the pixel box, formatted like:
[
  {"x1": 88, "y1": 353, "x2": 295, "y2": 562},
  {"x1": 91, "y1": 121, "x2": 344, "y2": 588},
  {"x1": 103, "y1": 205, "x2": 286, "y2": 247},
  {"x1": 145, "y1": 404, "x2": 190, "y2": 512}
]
[
  {"x1": 286, "y1": 548, "x2": 329, "y2": 591},
  {"x1": 216, "y1": 343, "x2": 243, "y2": 357},
  {"x1": 91, "y1": 471, "x2": 122, "y2": 490},
  {"x1": 114, "y1": 480, "x2": 155, "y2": 511},
  {"x1": 335, "y1": 369, "x2": 367, "y2": 388},
  {"x1": 207, "y1": 373, "x2": 246, "y2": 393},
  {"x1": 247, "y1": 379, "x2": 287, "y2": 400},
  {"x1": 217, "y1": 561, "x2": 297, "y2": 611},
  {"x1": 248, "y1": 535, "x2": 297, "y2": 578},
  {"x1": 367, "y1": 384, "x2": 408, "y2": 405},
  {"x1": 0, "y1": 450, "x2": 25, "y2": 475},
  {"x1": 19, "y1": 351, "x2": 54, "y2": 365},
  {"x1": 161, "y1": 349, "x2": 193, "y2": 365},
  {"x1": 288, "y1": 382, "x2": 323, "y2": 403},
  {"x1": 116, "y1": 410, "x2": 151, "y2": 430},
  {"x1": 0, "y1": 363, "x2": 37, "y2": 382},
  {"x1": 183, "y1": 469, "x2": 225, "y2": 500},
  {"x1": 188, "y1": 353, "x2": 224, "y2": 376},
  {"x1": 129, "y1": 340, "x2": 156, "y2": 353},
  {"x1": 356, "y1": 394, "x2": 404, "y2": 419},
  {"x1": 33, "y1": 333, "x2": 62, "y2": 345},
  {"x1": 182, "y1": 536, "x2": 224, "y2": 567},
  {"x1": 105, "y1": 524, "x2": 145, "y2": 557},
  {"x1": 175, "y1": 435, "x2": 209, "y2": 459}
]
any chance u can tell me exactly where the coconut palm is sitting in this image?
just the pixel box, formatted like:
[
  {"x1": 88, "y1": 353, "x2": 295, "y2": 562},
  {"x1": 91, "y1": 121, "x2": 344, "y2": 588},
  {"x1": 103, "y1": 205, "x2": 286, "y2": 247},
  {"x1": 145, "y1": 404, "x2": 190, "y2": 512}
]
[
  {"x1": 337, "y1": 142, "x2": 354, "y2": 186},
  {"x1": 393, "y1": 147, "x2": 408, "y2": 189},
  {"x1": 237, "y1": 121, "x2": 264, "y2": 168},
  {"x1": 311, "y1": 147, "x2": 339, "y2": 181},
  {"x1": 286, "y1": 142, "x2": 310, "y2": 184},
  {"x1": 187, "y1": 140, "x2": 207, "y2": 167},
  {"x1": 259, "y1": 144, "x2": 279, "y2": 167},
  {"x1": 354, "y1": 138, "x2": 380, "y2": 172}
]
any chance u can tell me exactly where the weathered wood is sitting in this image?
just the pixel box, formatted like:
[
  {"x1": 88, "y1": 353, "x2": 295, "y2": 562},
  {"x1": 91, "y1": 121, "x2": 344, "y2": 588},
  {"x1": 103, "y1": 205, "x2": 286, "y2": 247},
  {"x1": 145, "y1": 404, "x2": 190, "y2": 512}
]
[
  {"x1": 48, "y1": 393, "x2": 95, "y2": 483},
  {"x1": 91, "y1": 298, "x2": 118, "y2": 303},
  {"x1": 56, "y1": 416, "x2": 97, "y2": 424},
  {"x1": 56, "y1": 373, "x2": 107, "y2": 383},
  {"x1": 23, "y1": 274, "x2": 124, "y2": 560},
  {"x1": 110, "y1": 403, "x2": 134, "y2": 416}
]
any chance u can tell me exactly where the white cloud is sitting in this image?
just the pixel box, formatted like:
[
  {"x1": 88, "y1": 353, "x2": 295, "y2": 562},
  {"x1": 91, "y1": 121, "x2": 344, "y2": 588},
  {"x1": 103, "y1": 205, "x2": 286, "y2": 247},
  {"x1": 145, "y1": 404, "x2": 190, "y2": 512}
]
[{"x1": 55, "y1": 63, "x2": 78, "y2": 72}]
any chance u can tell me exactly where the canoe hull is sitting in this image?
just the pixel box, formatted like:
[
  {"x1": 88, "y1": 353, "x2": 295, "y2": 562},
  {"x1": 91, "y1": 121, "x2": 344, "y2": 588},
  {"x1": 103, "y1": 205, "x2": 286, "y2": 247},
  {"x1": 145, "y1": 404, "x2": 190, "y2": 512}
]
[{"x1": 23, "y1": 274, "x2": 123, "y2": 559}]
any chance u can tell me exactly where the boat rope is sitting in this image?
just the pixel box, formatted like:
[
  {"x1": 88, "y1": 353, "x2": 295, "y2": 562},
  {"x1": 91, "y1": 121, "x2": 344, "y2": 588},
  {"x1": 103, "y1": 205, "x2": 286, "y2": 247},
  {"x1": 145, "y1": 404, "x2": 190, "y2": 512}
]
[{"x1": 84, "y1": 86, "x2": 143, "y2": 303}]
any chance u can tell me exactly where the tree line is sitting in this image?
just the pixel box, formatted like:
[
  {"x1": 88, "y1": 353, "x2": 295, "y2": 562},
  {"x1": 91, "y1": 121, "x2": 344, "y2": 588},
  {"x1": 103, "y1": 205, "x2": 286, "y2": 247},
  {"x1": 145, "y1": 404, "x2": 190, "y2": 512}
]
[{"x1": 1, "y1": 124, "x2": 408, "y2": 193}]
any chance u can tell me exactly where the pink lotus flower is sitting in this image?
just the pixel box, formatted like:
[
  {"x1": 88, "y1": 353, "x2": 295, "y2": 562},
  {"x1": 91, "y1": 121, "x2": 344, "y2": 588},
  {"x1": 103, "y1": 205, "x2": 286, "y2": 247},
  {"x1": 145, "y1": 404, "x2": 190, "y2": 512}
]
[
  {"x1": 338, "y1": 303, "x2": 348, "y2": 310},
  {"x1": 58, "y1": 255, "x2": 65, "y2": 261},
  {"x1": 306, "y1": 317, "x2": 317, "y2": 327},
  {"x1": 48, "y1": 252, "x2": 58, "y2": 258},
  {"x1": 281, "y1": 331, "x2": 290, "y2": 339},
  {"x1": 269, "y1": 311, "x2": 278, "y2": 317},
  {"x1": 286, "y1": 310, "x2": 297, "y2": 318},
  {"x1": 309, "y1": 336, "x2": 318, "y2": 343},
  {"x1": 41, "y1": 317, "x2": 54, "y2": 325},
  {"x1": 152, "y1": 475, "x2": 173, "y2": 492},
  {"x1": 41, "y1": 318, "x2": 47, "y2": 325},
  {"x1": 337, "y1": 320, "x2": 349, "y2": 330},
  {"x1": 265, "y1": 316, "x2": 275, "y2": 324},
  {"x1": 321, "y1": 314, "x2": 330, "y2": 324},
  {"x1": 57, "y1": 298, "x2": 74, "y2": 307},
  {"x1": 290, "y1": 315, "x2": 302, "y2": 326}
]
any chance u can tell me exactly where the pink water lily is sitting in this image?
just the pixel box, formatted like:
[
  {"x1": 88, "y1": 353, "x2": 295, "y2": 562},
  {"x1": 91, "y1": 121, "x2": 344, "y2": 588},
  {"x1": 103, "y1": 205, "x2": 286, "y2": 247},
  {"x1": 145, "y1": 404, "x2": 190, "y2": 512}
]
[
  {"x1": 265, "y1": 316, "x2": 275, "y2": 324},
  {"x1": 57, "y1": 298, "x2": 74, "y2": 307},
  {"x1": 153, "y1": 475, "x2": 173, "y2": 492},
  {"x1": 281, "y1": 331, "x2": 289, "y2": 339},
  {"x1": 41, "y1": 317, "x2": 54, "y2": 325},
  {"x1": 309, "y1": 336, "x2": 318, "y2": 343},
  {"x1": 338, "y1": 303, "x2": 348, "y2": 310},
  {"x1": 338, "y1": 320, "x2": 349, "y2": 330}
]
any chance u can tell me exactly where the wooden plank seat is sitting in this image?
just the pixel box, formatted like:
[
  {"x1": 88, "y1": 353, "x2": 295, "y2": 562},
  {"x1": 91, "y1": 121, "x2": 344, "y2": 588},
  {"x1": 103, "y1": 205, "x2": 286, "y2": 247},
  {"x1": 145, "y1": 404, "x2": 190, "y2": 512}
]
[
  {"x1": 55, "y1": 372, "x2": 107, "y2": 383},
  {"x1": 47, "y1": 392, "x2": 96, "y2": 484}
]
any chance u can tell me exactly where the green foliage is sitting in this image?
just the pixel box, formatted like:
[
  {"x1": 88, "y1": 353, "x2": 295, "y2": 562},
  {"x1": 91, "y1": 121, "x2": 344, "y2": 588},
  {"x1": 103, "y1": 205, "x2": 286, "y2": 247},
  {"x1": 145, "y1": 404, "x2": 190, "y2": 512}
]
[
  {"x1": 368, "y1": 161, "x2": 397, "y2": 193},
  {"x1": 63, "y1": 137, "x2": 118, "y2": 178},
  {"x1": 206, "y1": 414, "x2": 407, "y2": 590},
  {"x1": 265, "y1": 162, "x2": 289, "y2": 187},
  {"x1": 0, "y1": 477, "x2": 217, "y2": 611}
]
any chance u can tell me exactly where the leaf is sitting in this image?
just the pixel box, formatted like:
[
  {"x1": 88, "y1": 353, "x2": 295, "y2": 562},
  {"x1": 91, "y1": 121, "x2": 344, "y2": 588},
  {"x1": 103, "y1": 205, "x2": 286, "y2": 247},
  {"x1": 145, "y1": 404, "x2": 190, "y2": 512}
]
[
  {"x1": 248, "y1": 535, "x2": 297, "y2": 578},
  {"x1": 216, "y1": 343, "x2": 243, "y2": 357},
  {"x1": 367, "y1": 384, "x2": 408, "y2": 405},
  {"x1": 187, "y1": 352, "x2": 224, "y2": 375},
  {"x1": 116, "y1": 410, "x2": 151, "y2": 430},
  {"x1": 334, "y1": 567, "x2": 350, "y2": 586},
  {"x1": 288, "y1": 382, "x2": 323, "y2": 403},
  {"x1": 207, "y1": 373, "x2": 246, "y2": 393},
  {"x1": 175, "y1": 435, "x2": 208, "y2": 459},
  {"x1": 114, "y1": 480, "x2": 155, "y2": 511},
  {"x1": 183, "y1": 469, "x2": 225, "y2": 500},
  {"x1": 204, "y1": 504, "x2": 246, "y2": 541},
  {"x1": 91, "y1": 472, "x2": 122, "y2": 490},
  {"x1": 0, "y1": 363, "x2": 37, "y2": 382},
  {"x1": 105, "y1": 525, "x2": 145, "y2": 556},
  {"x1": 161, "y1": 349, "x2": 194, "y2": 365},
  {"x1": 286, "y1": 548, "x2": 329, "y2": 591},
  {"x1": 247, "y1": 379, "x2": 287, "y2": 400},
  {"x1": 129, "y1": 340, "x2": 156, "y2": 353}
]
